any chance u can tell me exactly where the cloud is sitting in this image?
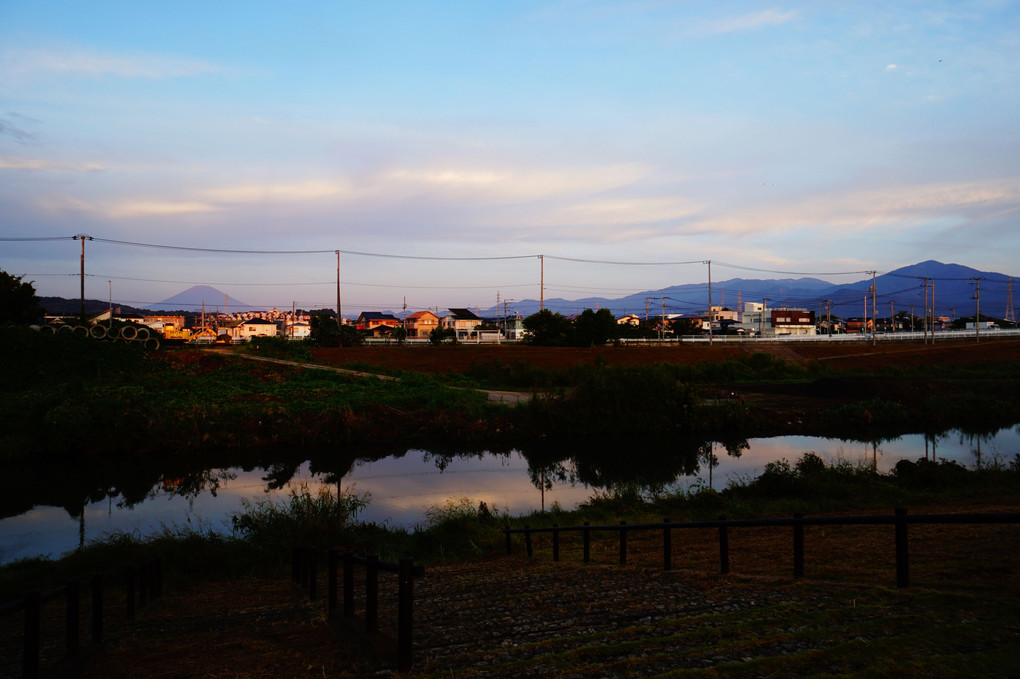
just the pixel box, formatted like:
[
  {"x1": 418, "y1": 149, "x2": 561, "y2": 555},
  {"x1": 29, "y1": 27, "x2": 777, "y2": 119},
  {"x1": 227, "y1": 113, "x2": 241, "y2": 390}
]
[
  {"x1": 202, "y1": 180, "x2": 356, "y2": 203},
  {"x1": 0, "y1": 156, "x2": 104, "y2": 173},
  {"x1": 104, "y1": 201, "x2": 219, "y2": 218},
  {"x1": 886, "y1": 64, "x2": 899, "y2": 70},
  {"x1": 0, "y1": 47, "x2": 222, "y2": 79},
  {"x1": 0, "y1": 118, "x2": 36, "y2": 143},
  {"x1": 694, "y1": 8, "x2": 797, "y2": 36}
]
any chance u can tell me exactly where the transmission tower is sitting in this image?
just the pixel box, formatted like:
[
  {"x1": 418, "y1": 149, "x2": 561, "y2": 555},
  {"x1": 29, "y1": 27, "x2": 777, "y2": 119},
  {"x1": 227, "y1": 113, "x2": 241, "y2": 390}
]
[{"x1": 1006, "y1": 277, "x2": 1015, "y2": 323}]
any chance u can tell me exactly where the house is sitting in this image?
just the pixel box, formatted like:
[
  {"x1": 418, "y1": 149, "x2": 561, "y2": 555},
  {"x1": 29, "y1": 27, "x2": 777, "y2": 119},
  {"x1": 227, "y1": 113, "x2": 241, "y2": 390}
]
[
  {"x1": 771, "y1": 309, "x2": 816, "y2": 336},
  {"x1": 442, "y1": 308, "x2": 483, "y2": 340},
  {"x1": 844, "y1": 317, "x2": 873, "y2": 334},
  {"x1": 617, "y1": 314, "x2": 641, "y2": 327},
  {"x1": 283, "y1": 321, "x2": 311, "y2": 340},
  {"x1": 405, "y1": 310, "x2": 439, "y2": 338},
  {"x1": 220, "y1": 318, "x2": 279, "y2": 342},
  {"x1": 357, "y1": 312, "x2": 400, "y2": 333}
]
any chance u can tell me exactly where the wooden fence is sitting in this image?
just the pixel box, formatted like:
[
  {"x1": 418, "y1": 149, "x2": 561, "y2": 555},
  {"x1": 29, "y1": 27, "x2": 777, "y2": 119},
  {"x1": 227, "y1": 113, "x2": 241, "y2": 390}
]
[
  {"x1": 292, "y1": 546, "x2": 423, "y2": 672},
  {"x1": 0, "y1": 559, "x2": 163, "y2": 679},
  {"x1": 505, "y1": 509, "x2": 1020, "y2": 588}
]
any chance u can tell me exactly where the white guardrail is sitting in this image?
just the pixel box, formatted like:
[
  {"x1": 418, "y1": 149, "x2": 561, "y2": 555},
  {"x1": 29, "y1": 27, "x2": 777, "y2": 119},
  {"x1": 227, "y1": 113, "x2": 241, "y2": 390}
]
[{"x1": 626, "y1": 328, "x2": 1020, "y2": 344}]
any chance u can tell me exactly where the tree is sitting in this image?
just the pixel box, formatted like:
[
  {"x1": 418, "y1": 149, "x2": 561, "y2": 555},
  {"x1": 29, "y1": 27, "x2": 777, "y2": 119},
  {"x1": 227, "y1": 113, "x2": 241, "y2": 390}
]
[
  {"x1": 669, "y1": 317, "x2": 702, "y2": 336},
  {"x1": 0, "y1": 269, "x2": 44, "y2": 324},
  {"x1": 523, "y1": 309, "x2": 573, "y2": 346},
  {"x1": 573, "y1": 308, "x2": 620, "y2": 346}
]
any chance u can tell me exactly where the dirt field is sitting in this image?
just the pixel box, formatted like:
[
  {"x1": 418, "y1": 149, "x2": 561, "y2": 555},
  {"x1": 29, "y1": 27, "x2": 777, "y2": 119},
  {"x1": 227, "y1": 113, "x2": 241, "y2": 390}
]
[{"x1": 311, "y1": 337, "x2": 1020, "y2": 375}]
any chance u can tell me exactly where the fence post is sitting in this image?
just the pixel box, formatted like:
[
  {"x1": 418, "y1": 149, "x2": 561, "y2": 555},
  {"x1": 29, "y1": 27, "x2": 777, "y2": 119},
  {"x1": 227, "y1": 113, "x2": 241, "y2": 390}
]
[
  {"x1": 125, "y1": 566, "x2": 136, "y2": 622},
  {"x1": 365, "y1": 554, "x2": 379, "y2": 633},
  {"x1": 718, "y1": 515, "x2": 730, "y2": 575},
  {"x1": 583, "y1": 522, "x2": 591, "y2": 563},
  {"x1": 139, "y1": 562, "x2": 149, "y2": 608},
  {"x1": 525, "y1": 526, "x2": 533, "y2": 558},
  {"x1": 505, "y1": 527, "x2": 512, "y2": 556},
  {"x1": 91, "y1": 573, "x2": 103, "y2": 644},
  {"x1": 66, "y1": 579, "x2": 80, "y2": 658},
  {"x1": 24, "y1": 589, "x2": 40, "y2": 679},
  {"x1": 552, "y1": 525, "x2": 559, "y2": 562},
  {"x1": 327, "y1": 549, "x2": 338, "y2": 614},
  {"x1": 397, "y1": 557, "x2": 414, "y2": 672},
  {"x1": 307, "y1": 548, "x2": 318, "y2": 601},
  {"x1": 895, "y1": 508, "x2": 909, "y2": 588},
  {"x1": 343, "y1": 551, "x2": 355, "y2": 617},
  {"x1": 663, "y1": 518, "x2": 672, "y2": 571},
  {"x1": 619, "y1": 521, "x2": 627, "y2": 566},
  {"x1": 793, "y1": 513, "x2": 804, "y2": 579}
]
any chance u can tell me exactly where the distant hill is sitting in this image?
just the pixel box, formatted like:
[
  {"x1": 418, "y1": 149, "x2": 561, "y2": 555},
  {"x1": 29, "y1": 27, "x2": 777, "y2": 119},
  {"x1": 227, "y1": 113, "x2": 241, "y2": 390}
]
[
  {"x1": 39, "y1": 297, "x2": 148, "y2": 317},
  {"x1": 147, "y1": 285, "x2": 252, "y2": 312},
  {"x1": 483, "y1": 261, "x2": 1016, "y2": 320}
]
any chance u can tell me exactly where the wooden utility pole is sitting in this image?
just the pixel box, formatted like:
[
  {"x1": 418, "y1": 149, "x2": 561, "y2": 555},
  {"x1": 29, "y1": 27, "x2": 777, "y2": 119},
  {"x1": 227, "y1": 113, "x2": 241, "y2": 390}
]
[
  {"x1": 336, "y1": 250, "x2": 342, "y2": 323},
  {"x1": 539, "y1": 255, "x2": 544, "y2": 311},
  {"x1": 706, "y1": 260, "x2": 713, "y2": 345}
]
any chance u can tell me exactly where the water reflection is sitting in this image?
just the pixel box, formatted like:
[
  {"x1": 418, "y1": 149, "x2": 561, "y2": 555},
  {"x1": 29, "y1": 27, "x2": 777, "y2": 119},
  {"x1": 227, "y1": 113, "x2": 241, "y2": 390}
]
[{"x1": 1, "y1": 427, "x2": 1016, "y2": 564}]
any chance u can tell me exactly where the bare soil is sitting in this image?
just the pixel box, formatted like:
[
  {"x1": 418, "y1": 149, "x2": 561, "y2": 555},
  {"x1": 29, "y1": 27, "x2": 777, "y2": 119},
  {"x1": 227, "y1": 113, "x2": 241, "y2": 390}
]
[{"x1": 310, "y1": 338, "x2": 1020, "y2": 375}]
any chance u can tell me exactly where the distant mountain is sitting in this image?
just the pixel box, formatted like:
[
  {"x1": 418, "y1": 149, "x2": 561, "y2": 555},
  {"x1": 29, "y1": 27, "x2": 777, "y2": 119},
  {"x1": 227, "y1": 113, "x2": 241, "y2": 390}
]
[
  {"x1": 147, "y1": 285, "x2": 252, "y2": 312},
  {"x1": 480, "y1": 261, "x2": 1016, "y2": 321}
]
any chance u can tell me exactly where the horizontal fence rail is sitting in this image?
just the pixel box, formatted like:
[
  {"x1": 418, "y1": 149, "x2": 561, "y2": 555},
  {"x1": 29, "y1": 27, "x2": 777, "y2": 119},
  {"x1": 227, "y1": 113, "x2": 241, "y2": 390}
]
[
  {"x1": 292, "y1": 546, "x2": 424, "y2": 672},
  {"x1": 0, "y1": 559, "x2": 163, "y2": 679},
  {"x1": 505, "y1": 510, "x2": 1020, "y2": 589}
]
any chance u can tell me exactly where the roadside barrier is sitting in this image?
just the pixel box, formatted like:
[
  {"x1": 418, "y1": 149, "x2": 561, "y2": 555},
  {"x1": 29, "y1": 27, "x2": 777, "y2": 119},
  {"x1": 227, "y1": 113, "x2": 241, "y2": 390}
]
[
  {"x1": 505, "y1": 509, "x2": 1020, "y2": 589},
  {"x1": 0, "y1": 559, "x2": 163, "y2": 679},
  {"x1": 292, "y1": 546, "x2": 422, "y2": 672}
]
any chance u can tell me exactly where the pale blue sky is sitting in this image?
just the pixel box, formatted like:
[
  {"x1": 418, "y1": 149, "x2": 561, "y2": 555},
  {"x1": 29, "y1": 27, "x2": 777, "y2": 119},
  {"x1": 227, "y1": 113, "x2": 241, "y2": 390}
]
[{"x1": 2, "y1": 1, "x2": 1018, "y2": 313}]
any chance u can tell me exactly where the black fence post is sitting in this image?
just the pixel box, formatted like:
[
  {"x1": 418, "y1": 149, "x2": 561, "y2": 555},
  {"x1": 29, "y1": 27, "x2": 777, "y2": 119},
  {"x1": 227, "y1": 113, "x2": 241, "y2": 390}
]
[
  {"x1": 397, "y1": 557, "x2": 414, "y2": 672},
  {"x1": 307, "y1": 548, "x2": 318, "y2": 601},
  {"x1": 552, "y1": 525, "x2": 560, "y2": 562},
  {"x1": 343, "y1": 551, "x2": 354, "y2": 617},
  {"x1": 65, "y1": 579, "x2": 80, "y2": 658},
  {"x1": 24, "y1": 589, "x2": 40, "y2": 679},
  {"x1": 91, "y1": 573, "x2": 103, "y2": 644},
  {"x1": 663, "y1": 518, "x2": 672, "y2": 571},
  {"x1": 125, "y1": 566, "x2": 136, "y2": 622},
  {"x1": 793, "y1": 513, "x2": 805, "y2": 579},
  {"x1": 619, "y1": 521, "x2": 627, "y2": 566},
  {"x1": 524, "y1": 526, "x2": 533, "y2": 558},
  {"x1": 327, "y1": 549, "x2": 339, "y2": 614},
  {"x1": 895, "y1": 507, "x2": 909, "y2": 588},
  {"x1": 139, "y1": 562, "x2": 149, "y2": 608},
  {"x1": 365, "y1": 554, "x2": 379, "y2": 633},
  {"x1": 718, "y1": 515, "x2": 730, "y2": 575},
  {"x1": 583, "y1": 522, "x2": 591, "y2": 564}
]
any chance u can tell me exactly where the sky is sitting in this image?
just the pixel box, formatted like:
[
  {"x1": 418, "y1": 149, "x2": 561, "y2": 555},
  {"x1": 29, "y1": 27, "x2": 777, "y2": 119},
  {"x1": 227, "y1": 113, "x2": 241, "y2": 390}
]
[{"x1": 2, "y1": 1, "x2": 1018, "y2": 315}]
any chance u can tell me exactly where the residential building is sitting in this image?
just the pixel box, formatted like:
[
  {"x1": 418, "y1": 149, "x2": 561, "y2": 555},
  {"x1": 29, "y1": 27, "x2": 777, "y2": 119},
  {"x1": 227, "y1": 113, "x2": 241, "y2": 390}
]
[
  {"x1": 442, "y1": 308, "x2": 483, "y2": 340},
  {"x1": 771, "y1": 309, "x2": 816, "y2": 336},
  {"x1": 405, "y1": 310, "x2": 440, "y2": 338},
  {"x1": 357, "y1": 312, "x2": 400, "y2": 333},
  {"x1": 220, "y1": 318, "x2": 279, "y2": 342}
]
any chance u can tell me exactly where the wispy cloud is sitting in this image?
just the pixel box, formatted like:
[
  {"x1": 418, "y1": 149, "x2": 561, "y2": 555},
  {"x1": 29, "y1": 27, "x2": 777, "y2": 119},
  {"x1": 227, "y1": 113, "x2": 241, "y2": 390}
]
[
  {"x1": 0, "y1": 156, "x2": 104, "y2": 173},
  {"x1": 105, "y1": 200, "x2": 218, "y2": 218},
  {"x1": 694, "y1": 8, "x2": 797, "y2": 36},
  {"x1": 0, "y1": 118, "x2": 36, "y2": 143},
  {"x1": 0, "y1": 47, "x2": 222, "y2": 79}
]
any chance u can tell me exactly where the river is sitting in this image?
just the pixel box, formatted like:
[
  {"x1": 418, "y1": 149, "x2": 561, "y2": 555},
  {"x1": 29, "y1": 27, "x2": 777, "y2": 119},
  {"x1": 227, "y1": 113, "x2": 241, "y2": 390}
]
[{"x1": 1, "y1": 428, "x2": 1016, "y2": 565}]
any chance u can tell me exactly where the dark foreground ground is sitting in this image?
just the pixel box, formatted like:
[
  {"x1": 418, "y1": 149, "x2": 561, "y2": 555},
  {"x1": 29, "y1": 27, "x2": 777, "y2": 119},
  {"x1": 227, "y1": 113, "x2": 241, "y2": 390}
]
[{"x1": 63, "y1": 499, "x2": 1020, "y2": 678}]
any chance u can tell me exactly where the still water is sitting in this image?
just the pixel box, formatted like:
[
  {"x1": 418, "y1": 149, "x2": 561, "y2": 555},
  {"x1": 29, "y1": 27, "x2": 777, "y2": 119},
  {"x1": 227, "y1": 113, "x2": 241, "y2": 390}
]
[{"x1": 2, "y1": 428, "x2": 1017, "y2": 565}]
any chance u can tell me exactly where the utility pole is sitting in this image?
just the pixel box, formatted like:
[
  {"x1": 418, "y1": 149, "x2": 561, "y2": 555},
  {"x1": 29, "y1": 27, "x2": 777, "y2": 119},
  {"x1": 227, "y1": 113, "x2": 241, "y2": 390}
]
[
  {"x1": 706, "y1": 260, "x2": 713, "y2": 345},
  {"x1": 973, "y1": 278, "x2": 981, "y2": 343},
  {"x1": 870, "y1": 270, "x2": 877, "y2": 345},
  {"x1": 825, "y1": 299, "x2": 832, "y2": 337},
  {"x1": 890, "y1": 301, "x2": 895, "y2": 332},
  {"x1": 73, "y1": 234, "x2": 92, "y2": 322},
  {"x1": 340, "y1": 249, "x2": 348, "y2": 324},
  {"x1": 539, "y1": 255, "x2": 544, "y2": 311}
]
